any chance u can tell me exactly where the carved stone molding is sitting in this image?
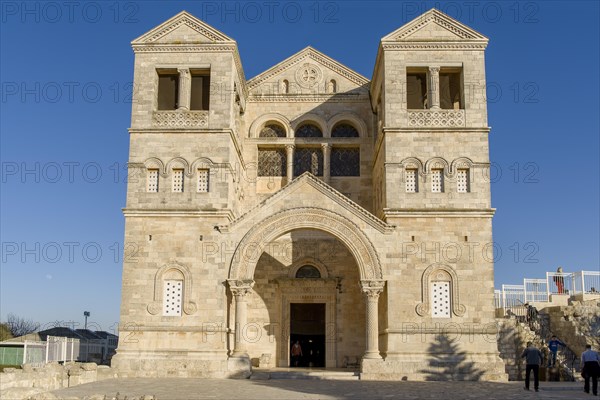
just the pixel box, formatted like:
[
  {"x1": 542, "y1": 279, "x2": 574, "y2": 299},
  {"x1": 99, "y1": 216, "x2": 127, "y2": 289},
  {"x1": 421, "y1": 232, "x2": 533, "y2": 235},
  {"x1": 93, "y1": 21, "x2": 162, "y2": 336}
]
[
  {"x1": 416, "y1": 263, "x2": 466, "y2": 317},
  {"x1": 360, "y1": 280, "x2": 386, "y2": 297},
  {"x1": 408, "y1": 110, "x2": 465, "y2": 128},
  {"x1": 295, "y1": 63, "x2": 323, "y2": 89},
  {"x1": 147, "y1": 260, "x2": 197, "y2": 316},
  {"x1": 152, "y1": 111, "x2": 208, "y2": 128},
  {"x1": 228, "y1": 207, "x2": 383, "y2": 282},
  {"x1": 228, "y1": 279, "x2": 255, "y2": 297}
]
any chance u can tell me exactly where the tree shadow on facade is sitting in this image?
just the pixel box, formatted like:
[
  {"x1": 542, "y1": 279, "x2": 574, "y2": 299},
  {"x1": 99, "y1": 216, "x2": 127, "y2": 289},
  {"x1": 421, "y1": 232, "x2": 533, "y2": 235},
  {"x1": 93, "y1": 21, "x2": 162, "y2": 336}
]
[
  {"x1": 497, "y1": 320, "x2": 525, "y2": 380},
  {"x1": 420, "y1": 334, "x2": 485, "y2": 381}
]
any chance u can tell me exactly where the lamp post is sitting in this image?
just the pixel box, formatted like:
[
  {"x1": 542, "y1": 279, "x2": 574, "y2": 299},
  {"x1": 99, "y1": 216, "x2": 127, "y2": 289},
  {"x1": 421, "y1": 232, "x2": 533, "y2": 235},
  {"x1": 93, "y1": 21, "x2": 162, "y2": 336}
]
[{"x1": 84, "y1": 311, "x2": 90, "y2": 330}]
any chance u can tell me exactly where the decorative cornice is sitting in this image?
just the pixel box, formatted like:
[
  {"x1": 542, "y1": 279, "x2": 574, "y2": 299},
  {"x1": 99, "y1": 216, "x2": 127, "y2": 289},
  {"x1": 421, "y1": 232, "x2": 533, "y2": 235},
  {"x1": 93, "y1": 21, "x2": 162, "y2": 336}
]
[
  {"x1": 382, "y1": 127, "x2": 491, "y2": 133},
  {"x1": 248, "y1": 93, "x2": 369, "y2": 103},
  {"x1": 122, "y1": 209, "x2": 235, "y2": 221},
  {"x1": 131, "y1": 11, "x2": 234, "y2": 44},
  {"x1": 381, "y1": 9, "x2": 488, "y2": 43},
  {"x1": 222, "y1": 172, "x2": 394, "y2": 234},
  {"x1": 247, "y1": 46, "x2": 370, "y2": 91},
  {"x1": 381, "y1": 43, "x2": 486, "y2": 50},
  {"x1": 383, "y1": 209, "x2": 496, "y2": 218},
  {"x1": 132, "y1": 43, "x2": 238, "y2": 53}
]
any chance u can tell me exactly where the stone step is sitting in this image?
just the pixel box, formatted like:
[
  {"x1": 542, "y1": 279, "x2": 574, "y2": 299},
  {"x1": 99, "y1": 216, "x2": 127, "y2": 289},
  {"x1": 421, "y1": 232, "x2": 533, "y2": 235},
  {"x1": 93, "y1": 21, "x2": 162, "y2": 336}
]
[{"x1": 251, "y1": 369, "x2": 360, "y2": 380}]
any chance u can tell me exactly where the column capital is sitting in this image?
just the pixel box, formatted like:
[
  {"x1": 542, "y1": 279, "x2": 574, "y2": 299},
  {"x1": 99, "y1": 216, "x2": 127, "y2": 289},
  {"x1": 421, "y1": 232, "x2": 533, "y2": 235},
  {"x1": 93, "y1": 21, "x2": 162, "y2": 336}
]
[
  {"x1": 177, "y1": 67, "x2": 190, "y2": 76},
  {"x1": 428, "y1": 66, "x2": 441, "y2": 74},
  {"x1": 360, "y1": 280, "x2": 385, "y2": 297},
  {"x1": 228, "y1": 279, "x2": 254, "y2": 297},
  {"x1": 321, "y1": 142, "x2": 331, "y2": 150},
  {"x1": 285, "y1": 144, "x2": 296, "y2": 151}
]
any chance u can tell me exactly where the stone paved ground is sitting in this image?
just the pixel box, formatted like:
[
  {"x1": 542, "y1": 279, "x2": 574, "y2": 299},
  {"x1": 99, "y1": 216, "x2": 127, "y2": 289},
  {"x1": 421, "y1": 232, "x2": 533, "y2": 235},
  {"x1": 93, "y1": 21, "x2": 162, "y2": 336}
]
[{"x1": 49, "y1": 379, "x2": 595, "y2": 400}]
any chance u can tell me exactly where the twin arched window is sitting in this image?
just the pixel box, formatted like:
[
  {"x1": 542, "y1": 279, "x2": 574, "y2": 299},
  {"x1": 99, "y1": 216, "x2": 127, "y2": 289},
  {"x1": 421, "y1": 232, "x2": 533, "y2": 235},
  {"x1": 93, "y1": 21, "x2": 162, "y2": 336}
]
[
  {"x1": 259, "y1": 123, "x2": 286, "y2": 138},
  {"x1": 295, "y1": 123, "x2": 323, "y2": 138},
  {"x1": 331, "y1": 123, "x2": 359, "y2": 138},
  {"x1": 258, "y1": 121, "x2": 360, "y2": 138}
]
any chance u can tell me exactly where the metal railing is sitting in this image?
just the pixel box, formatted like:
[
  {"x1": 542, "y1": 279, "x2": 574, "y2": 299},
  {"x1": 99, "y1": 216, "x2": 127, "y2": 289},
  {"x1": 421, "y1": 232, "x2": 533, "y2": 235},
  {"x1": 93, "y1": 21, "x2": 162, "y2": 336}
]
[{"x1": 495, "y1": 270, "x2": 600, "y2": 315}]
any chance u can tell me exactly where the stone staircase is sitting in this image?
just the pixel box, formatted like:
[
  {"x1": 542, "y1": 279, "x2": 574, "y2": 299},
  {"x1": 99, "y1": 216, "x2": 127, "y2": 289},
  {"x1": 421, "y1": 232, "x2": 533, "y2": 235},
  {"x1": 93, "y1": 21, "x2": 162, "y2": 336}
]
[
  {"x1": 496, "y1": 310, "x2": 586, "y2": 382},
  {"x1": 250, "y1": 368, "x2": 360, "y2": 380}
]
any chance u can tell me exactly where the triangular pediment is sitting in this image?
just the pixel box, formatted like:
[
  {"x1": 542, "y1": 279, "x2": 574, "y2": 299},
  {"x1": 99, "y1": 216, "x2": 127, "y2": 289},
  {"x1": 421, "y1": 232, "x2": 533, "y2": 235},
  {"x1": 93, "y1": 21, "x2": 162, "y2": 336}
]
[
  {"x1": 131, "y1": 11, "x2": 234, "y2": 45},
  {"x1": 221, "y1": 173, "x2": 392, "y2": 234},
  {"x1": 382, "y1": 9, "x2": 488, "y2": 42},
  {"x1": 247, "y1": 46, "x2": 369, "y2": 94}
]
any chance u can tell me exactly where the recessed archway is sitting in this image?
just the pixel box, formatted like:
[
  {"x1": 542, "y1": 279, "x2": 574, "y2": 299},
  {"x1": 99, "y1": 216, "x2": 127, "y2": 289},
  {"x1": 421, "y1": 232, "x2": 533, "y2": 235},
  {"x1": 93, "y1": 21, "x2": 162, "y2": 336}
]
[{"x1": 228, "y1": 207, "x2": 382, "y2": 282}]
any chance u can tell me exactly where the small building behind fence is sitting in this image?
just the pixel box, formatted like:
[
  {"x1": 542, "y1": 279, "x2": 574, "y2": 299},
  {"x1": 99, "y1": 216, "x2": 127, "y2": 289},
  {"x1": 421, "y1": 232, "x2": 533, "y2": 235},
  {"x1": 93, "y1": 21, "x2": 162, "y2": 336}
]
[{"x1": 0, "y1": 327, "x2": 118, "y2": 366}]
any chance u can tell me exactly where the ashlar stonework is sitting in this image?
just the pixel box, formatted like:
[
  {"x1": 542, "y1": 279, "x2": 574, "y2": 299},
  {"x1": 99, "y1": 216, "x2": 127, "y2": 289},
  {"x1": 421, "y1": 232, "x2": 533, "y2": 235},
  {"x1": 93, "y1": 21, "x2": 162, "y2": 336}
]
[{"x1": 112, "y1": 9, "x2": 507, "y2": 381}]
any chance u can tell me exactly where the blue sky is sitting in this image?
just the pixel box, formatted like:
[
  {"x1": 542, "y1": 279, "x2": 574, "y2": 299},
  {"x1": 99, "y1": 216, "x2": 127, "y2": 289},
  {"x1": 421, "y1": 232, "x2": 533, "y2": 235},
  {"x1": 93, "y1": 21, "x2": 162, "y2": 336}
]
[{"x1": 1, "y1": 1, "x2": 598, "y2": 332}]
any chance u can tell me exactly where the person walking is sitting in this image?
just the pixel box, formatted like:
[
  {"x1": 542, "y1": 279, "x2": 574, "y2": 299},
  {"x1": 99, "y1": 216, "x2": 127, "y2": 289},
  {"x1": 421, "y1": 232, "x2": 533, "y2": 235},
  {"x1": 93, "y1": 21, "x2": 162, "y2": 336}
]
[
  {"x1": 581, "y1": 344, "x2": 600, "y2": 396},
  {"x1": 522, "y1": 341, "x2": 543, "y2": 392},
  {"x1": 547, "y1": 335, "x2": 566, "y2": 367},
  {"x1": 291, "y1": 340, "x2": 303, "y2": 367}
]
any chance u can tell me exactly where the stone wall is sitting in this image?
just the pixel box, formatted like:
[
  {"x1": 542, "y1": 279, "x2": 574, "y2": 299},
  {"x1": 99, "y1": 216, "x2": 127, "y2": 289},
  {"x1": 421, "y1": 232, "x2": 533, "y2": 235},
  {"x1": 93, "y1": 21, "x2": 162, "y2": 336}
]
[
  {"x1": 496, "y1": 318, "x2": 538, "y2": 381},
  {"x1": 0, "y1": 362, "x2": 114, "y2": 396},
  {"x1": 543, "y1": 300, "x2": 600, "y2": 357}
]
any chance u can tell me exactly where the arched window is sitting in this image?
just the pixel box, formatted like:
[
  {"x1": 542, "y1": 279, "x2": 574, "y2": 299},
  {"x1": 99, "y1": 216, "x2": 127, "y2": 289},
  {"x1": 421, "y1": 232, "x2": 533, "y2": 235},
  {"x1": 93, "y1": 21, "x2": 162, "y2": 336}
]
[
  {"x1": 259, "y1": 123, "x2": 286, "y2": 138},
  {"x1": 295, "y1": 265, "x2": 321, "y2": 278},
  {"x1": 331, "y1": 123, "x2": 359, "y2": 138},
  {"x1": 327, "y1": 79, "x2": 337, "y2": 94},
  {"x1": 281, "y1": 79, "x2": 290, "y2": 94},
  {"x1": 295, "y1": 123, "x2": 322, "y2": 138}
]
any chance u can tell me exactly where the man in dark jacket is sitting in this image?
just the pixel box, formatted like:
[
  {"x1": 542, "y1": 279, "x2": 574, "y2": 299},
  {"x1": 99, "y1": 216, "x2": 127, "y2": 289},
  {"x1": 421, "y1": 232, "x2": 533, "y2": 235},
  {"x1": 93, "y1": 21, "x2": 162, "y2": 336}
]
[
  {"x1": 581, "y1": 344, "x2": 600, "y2": 395},
  {"x1": 522, "y1": 341, "x2": 543, "y2": 392}
]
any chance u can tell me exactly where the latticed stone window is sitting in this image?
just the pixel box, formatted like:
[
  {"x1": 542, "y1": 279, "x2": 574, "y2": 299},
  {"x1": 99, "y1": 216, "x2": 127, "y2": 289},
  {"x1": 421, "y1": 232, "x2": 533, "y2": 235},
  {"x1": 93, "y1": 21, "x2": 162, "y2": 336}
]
[
  {"x1": 431, "y1": 281, "x2": 451, "y2": 318},
  {"x1": 258, "y1": 149, "x2": 286, "y2": 176},
  {"x1": 431, "y1": 169, "x2": 444, "y2": 193},
  {"x1": 259, "y1": 123, "x2": 286, "y2": 138},
  {"x1": 331, "y1": 123, "x2": 359, "y2": 138},
  {"x1": 172, "y1": 169, "x2": 184, "y2": 192},
  {"x1": 147, "y1": 169, "x2": 159, "y2": 192},
  {"x1": 331, "y1": 148, "x2": 360, "y2": 177},
  {"x1": 405, "y1": 168, "x2": 418, "y2": 193},
  {"x1": 295, "y1": 124, "x2": 322, "y2": 138},
  {"x1": 163, "y1": 280, "x2": 183, "y2": 316},
  {"x1": 294, "y1": 148, "x2": 323, "y2": 176},
  {"x1": 457, "y1": 169, "x2": 469, "y2": 193},
  {"x1": 197, "y1": 169, "x2": 209, "y2": 192}
]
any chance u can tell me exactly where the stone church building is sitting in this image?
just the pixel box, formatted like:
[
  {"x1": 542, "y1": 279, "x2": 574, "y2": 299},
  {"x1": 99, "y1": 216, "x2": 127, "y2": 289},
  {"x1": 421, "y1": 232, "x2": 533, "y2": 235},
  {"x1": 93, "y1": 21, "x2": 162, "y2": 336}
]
[{"x1": 113, "y1": 9, "x2": 507, "y2": 380}]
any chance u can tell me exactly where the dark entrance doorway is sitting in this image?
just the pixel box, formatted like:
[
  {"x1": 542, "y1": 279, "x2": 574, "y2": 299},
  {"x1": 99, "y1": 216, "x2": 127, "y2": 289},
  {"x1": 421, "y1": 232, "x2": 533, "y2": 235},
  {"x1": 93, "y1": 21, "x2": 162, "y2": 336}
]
[{"x1": 290, "y1": 303, "x2": 325, "y2": 368}]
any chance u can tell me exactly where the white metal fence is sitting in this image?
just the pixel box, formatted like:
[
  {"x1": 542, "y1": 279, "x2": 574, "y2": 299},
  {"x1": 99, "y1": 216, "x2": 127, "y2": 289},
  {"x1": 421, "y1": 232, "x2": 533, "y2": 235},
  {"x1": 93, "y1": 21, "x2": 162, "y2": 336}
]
[
  {"x1": 45, "y1": 336, "x2": 79, "y2": 363},
  {"x1": 495, "y1": 270, "x2": 600, "y2": 314}
]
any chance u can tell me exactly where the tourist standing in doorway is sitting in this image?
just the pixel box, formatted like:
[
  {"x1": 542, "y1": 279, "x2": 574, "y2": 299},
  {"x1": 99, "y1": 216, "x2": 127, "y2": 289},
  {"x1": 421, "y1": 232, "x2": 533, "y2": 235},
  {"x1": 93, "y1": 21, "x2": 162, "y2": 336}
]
[
  {"x1": 291, "y1": 340, "x2": 303, "y2": 367},
  {"x1": 581, "y1": 344, "x2": 600, "y2": 396},
  {"x1": 522, "y1": 341, "x2": 543, "y2": 392}
]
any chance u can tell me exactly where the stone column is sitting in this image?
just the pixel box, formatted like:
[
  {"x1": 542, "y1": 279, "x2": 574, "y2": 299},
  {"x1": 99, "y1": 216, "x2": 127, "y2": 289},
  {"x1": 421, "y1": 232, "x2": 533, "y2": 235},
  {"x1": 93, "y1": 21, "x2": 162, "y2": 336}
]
[
  {"x1": 228, "y1": 279, "x2": 254, "y2": 357},
  {"x1": 428, "y1": 66, "x2": 440, "y2": 110},
  {"x1": 177, "y1": 68, "x2": 191, "y2": 111},
  {"x1": 361, "y1": 280, "x2": 385, "y2": 359},
  {"x1": 285, "y1": 144, "x2": 295, "y2": 183},
  {"x1": 321, "y1": 143, "x2": 331, "y2": 184}
]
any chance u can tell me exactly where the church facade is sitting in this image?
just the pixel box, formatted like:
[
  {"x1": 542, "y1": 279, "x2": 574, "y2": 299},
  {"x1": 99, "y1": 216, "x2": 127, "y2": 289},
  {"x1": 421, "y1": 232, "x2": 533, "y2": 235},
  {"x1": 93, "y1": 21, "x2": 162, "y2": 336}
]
[{"x1": 113, "y1": 9, "x2": 507, "y2": 380}]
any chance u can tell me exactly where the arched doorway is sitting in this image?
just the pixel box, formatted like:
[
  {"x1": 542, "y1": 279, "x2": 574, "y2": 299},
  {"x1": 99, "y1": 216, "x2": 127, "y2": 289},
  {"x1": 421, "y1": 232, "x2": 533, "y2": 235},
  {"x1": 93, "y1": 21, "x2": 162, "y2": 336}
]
[{"x1": 227, "y1": 208, "x2": 385, "y2": 369}]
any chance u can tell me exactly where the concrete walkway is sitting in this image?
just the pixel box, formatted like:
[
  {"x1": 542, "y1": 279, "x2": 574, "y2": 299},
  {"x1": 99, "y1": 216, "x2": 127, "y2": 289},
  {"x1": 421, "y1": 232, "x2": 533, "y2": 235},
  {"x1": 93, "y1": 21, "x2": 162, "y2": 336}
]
[{"x1": 49, "y1": 379, "x2": 594, "y2": 400}]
